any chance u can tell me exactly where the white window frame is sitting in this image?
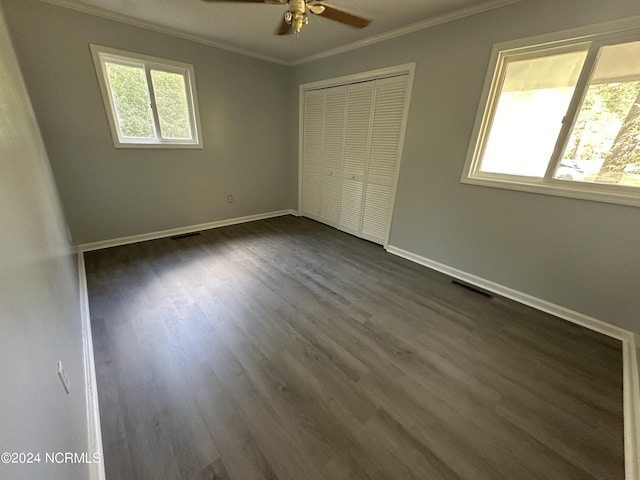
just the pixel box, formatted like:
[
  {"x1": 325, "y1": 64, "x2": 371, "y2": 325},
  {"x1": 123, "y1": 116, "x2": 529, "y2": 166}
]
[
  {"x1": 90, "y1": 44, "x2": 203, "y2": 149},
  {"x1": 461, "y1": 17, "x2": 640, "y2": 207}
]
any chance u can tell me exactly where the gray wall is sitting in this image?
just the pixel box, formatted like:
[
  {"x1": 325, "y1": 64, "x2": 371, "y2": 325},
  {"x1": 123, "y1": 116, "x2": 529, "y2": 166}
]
[
  {"x1": 293, "y1": 0, "x2": 640, "y2": 333},
  {"x1": 2, "y1": 0, "x2": 293, "y2": 244},
  {"x1": 3, "y1": 0, "x2": 639, "y2": 333},
  {"x1": 0, "y1": 4, "x2": 89, "y2": 479}
]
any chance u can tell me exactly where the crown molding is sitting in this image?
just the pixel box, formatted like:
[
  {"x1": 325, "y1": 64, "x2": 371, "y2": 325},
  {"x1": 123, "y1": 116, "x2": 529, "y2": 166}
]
[
  {"x1": 39, "y1": 0, "x2": 288, "y2": 65},
  {"x1": 291, "y1": 0, "x2": 522, "y2": 65},
  {"x1": 41, "y1": 0, "x2": 521, "y2": 66}
]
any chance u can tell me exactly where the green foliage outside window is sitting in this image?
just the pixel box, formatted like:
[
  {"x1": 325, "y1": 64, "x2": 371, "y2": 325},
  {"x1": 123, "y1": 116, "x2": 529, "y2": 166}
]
[
  {"x1": 105, "y1": 62, "x2": 192, "y2": 141},
  {"x1": 151, "y1": 70, "x2": 191, "y2": 140},
  {"x1": 105, "y1": 62, "x2": 155, "y2": 138},
  {"x1": 566, "y1": 82, "x2": 640, "y2": 163},
  {"x1": 564, "y1": 81, "x2": 640, "y2": 183}
]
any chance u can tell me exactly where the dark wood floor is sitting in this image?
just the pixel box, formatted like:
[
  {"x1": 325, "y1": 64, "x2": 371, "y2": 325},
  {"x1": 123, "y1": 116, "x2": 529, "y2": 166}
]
[{"x1": 85, "y1": 216, "x2": 624, "y2": 480}]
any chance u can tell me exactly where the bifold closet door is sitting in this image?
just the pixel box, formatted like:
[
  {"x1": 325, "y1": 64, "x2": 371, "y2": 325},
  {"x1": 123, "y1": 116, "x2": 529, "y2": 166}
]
[
  {"x1": 302, "y1": 87, "x2": 347, "y2": 227},
  {"x1": 339, "y1": 81, "x2": 374, "y2": 236},
  {"x1": 319, "y1": 86, "x2": 346, "y2": 227},
  {"x1": 361, "y1": 75, "x2": 408, "y2": 244},
  {"x1": 301, "y1": 73, "x2": 410, "y2": 245},
  {"x1": 302, "y1": 90, "x2": 323, "y2": 219}
]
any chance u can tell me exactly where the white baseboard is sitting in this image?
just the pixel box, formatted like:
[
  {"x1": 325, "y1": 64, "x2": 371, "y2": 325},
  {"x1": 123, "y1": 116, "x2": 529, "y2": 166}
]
[
  {"x1": 78, "y1": 209, "x2": 297, "y2": 252},
  {"x1": 74, "y1": 226, "x2": 638, "y2": 480},
  {"x1": 76, "y1": 208, "x2": 297, "y2": 479},
  {"x1": 386, "y1": 245, "x2": 629, "y2": 340},
  {"x1": 626, "y1": 334, "x2": 640, "y2": 480},
  {"x1": 77, "y1": 252, "x2": 106, "y2": 480},
  {"x1": 386, "y1": 244, "x2": 639, "y2": 480}
]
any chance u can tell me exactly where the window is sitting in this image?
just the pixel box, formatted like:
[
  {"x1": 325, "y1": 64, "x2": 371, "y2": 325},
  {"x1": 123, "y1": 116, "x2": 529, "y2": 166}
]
[
  {"x1": 463, "y1": 24, "x2": 640, "y2": 206},
  {"x1": 90, "y1": 45, "x2": 202, "y2": 148}
]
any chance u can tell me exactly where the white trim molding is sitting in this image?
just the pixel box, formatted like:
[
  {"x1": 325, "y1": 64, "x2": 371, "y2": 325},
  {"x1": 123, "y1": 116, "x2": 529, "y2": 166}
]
[
  {"x1": 292, "y1": 0, "x2": 522, "y2": 65},
  {"x1": 89, "y1": 44, "x2": 204, "y2": 149},
  {"x1": 627, "y1": 335, "x2": 640, "y2": 480},
  {"x1": 76, "y1": 209, "x2": 296, "y2": 479},
  {"x1": 298, "y1": 63, "x2": 416, "y2": 247},
  {"x1": 39, "y1": 0, "x2": 287, "y2": 65},
  {"x1": 298, "y1": 63, "x2": 417, "y2": 93},
  {"x1": 386, "y1": 244, "x2": 640, "y2": 480},
  {"x1": 41, "y1": 0, "x2": 521, "y2": 66},
  {"x1": 460, "y1": 16, "x2": 640, "y2": 208},
  {"x1": 386, "y1": 245, "x2": 630, "y2": 339},
  {"x1": 76, "y1": 214, "x2": 638, "y2": 479},
  {"x1": 78, "y1": 209, "x2": 297, "y2": 252},
  {"x1": 78, "y1": 252, "x2": 106, "y2": 480}
]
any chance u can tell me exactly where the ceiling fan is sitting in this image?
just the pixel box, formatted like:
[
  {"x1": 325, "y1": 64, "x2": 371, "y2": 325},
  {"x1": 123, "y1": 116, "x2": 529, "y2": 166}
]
[{"x1": 201, "y1": 0, "x2": 371, "y2": 35}]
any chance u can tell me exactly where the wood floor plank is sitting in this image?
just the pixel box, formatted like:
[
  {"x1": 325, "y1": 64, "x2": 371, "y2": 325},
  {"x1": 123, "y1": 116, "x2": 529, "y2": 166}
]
[{"x1": 85, "y1": 216, "x2": 624, "y2": 480}]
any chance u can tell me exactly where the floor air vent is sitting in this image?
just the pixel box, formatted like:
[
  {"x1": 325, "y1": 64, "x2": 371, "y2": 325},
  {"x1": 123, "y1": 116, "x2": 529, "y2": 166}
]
[
  {"x1": 170, "y1": 232, "x2": 201, "y2": 240},
  {"x1": 451, "y1": 280, "x2": 494, "y2": 299}
]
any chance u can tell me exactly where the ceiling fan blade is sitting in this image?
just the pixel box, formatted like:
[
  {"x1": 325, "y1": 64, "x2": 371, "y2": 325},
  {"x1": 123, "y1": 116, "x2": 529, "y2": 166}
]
[
  {"x1": 276, "y1": 15, "x2": 293, "y2": 35},
  {"x1": 311, "y1": 3, "x2": 371, "y2": 29}
]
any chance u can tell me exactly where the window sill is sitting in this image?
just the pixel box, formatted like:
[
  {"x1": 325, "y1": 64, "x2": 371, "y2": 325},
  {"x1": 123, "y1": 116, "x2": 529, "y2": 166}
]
[
  {"x1": 112, "y1": 141, "x2": 204, "y2": 149},
  {"x1": 461, "y1": 175, "x2": 640, "y2": 208}
]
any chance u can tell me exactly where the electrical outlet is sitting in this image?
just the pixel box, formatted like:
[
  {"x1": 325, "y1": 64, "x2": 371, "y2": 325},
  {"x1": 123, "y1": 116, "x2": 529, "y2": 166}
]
[
  {"x1": 227, "y1": 195, "x2": 233, "y2": 203},
  {"x1": 57, "y1": 361, "x2": 70, "y2": 394}
]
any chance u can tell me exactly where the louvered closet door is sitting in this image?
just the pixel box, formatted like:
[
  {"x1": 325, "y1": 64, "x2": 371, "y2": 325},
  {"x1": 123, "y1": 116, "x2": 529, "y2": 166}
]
[
  {"x1": 361, "y1": 75, "x2": 409, "y2": 245},
  {"x1": 302, "y1": 90, "x2": 324, "y2": 219},
  {"x1": 319, "y1": 86, "x2": 346, "y2": 226},
  {"x1": 301, "y1": 71, "x2": 411, "y2": 245},
  {"x1": 339, "y1": 82, "x2": 374, "y2": 236}
]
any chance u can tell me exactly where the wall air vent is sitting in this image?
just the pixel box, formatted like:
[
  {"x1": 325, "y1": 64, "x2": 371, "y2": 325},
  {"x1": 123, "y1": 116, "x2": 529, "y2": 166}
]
[
  {"x1": 170, "y1": 232, "x2": 201, "y2": 240},
  {"x1": 451, "y1": 280, "x2": 494, "y2": 299}
]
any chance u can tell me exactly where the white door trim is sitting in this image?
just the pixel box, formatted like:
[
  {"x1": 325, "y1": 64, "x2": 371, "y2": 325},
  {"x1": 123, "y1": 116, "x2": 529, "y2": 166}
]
[{"x1": 298, "y1": 63, "x2": 416, "y2": 247}]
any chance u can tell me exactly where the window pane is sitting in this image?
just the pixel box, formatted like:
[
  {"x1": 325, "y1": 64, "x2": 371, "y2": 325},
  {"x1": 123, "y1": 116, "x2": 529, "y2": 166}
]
[
  {"x1": 104, "y1": 62, "x2": 155, "y2": 139},
  {"x1": 479, "y1": 50, "x2": 587, "y2": 177},
  {"x1": 556, "y1": 41, "x2": 640, "y2": 188},
  {"x1": 150, "y1": 70, "x2": 192, "y2": 140}
]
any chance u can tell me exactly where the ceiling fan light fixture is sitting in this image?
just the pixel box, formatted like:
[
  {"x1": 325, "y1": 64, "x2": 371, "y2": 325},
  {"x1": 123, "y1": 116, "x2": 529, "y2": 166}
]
[
  {"x1": 201, "y1": 0, "x2": 371, "y2": 36},
  {"x1": 291, "y1": 12, "x2": 308, "y2": 34}
]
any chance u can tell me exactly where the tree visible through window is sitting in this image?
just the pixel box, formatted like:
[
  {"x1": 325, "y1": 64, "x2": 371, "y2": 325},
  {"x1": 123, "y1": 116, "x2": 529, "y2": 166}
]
[
  {"x1": 558, "y1": 42, "x2": 640, "y2": 187},
  {"x1": 105, "y1": 62, "x2": 155, "y2": 139},
  {"x1": 150, "y1": 70, "x2": 192, "y2": 140},
  {"x1": 91, "y1": 45, "x2": 201, "y2": 148},
  {"x1": 463, "y1": 31, "x2": 640, "y2": 206}
]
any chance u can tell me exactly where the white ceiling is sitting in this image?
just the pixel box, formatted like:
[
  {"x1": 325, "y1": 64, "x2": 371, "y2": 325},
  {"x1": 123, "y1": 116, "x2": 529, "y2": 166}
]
[{"x1": 42, "y1": 0, "x2": 519, "y2": 64}]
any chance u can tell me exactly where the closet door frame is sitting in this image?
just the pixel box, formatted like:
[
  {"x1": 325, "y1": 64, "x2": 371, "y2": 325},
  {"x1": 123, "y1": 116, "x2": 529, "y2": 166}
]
[{"x1": 298, "y1": 63, "x2": 416, "y2": 247}]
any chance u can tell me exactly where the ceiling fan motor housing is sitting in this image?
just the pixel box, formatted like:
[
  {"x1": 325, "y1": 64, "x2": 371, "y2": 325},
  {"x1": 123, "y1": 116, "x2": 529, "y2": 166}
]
[
  {"x1": 289, "y1": 0, "x2": 306, "y2": 15},
  {"x1": 202, "y1": 0, "x2": 371, "y2": 36}
]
